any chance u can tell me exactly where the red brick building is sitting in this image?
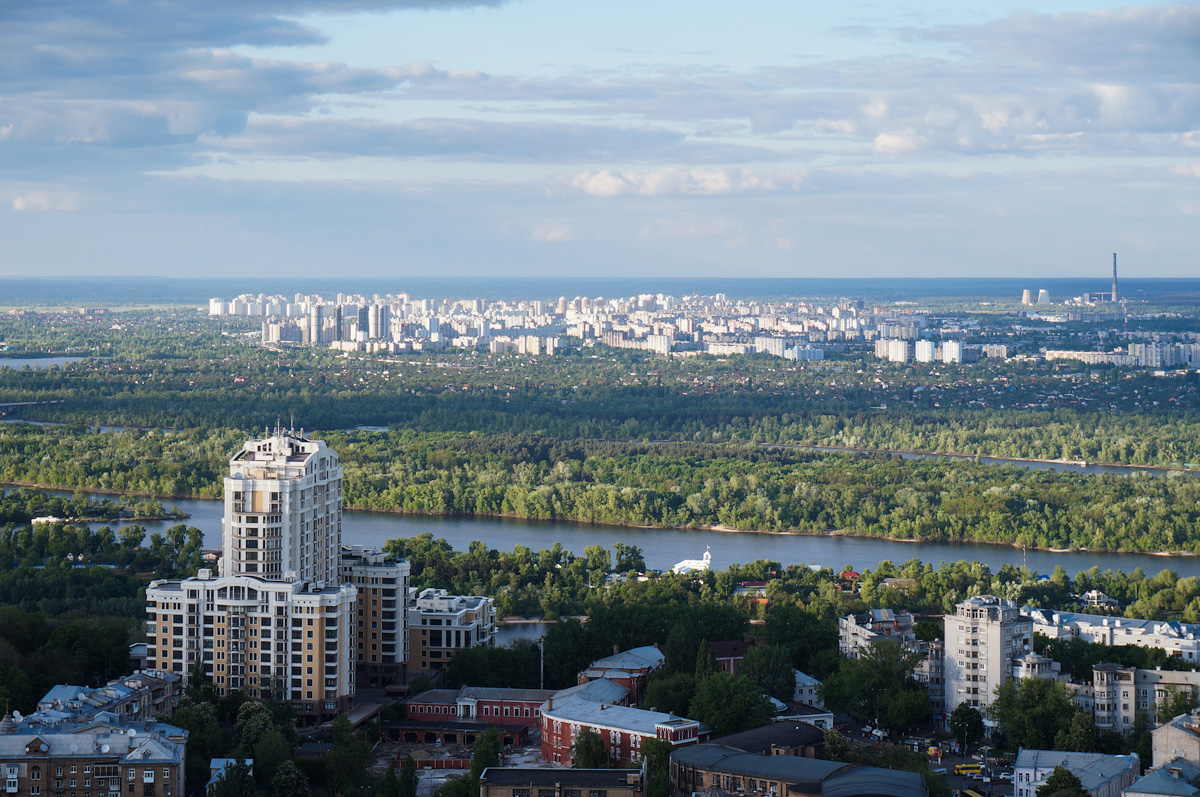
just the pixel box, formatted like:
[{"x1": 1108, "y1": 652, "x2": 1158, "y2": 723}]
[
  {"x1": 540, "y1": 691, "x2": 705, "y2": 767},
  {"x1": 404, "y1": 686, "x2": 555, "y2": 729}
]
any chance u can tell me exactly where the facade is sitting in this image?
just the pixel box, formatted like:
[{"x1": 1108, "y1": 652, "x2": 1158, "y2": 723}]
[
  {"x1": 223, "y1": 431, "x2": 342, "y2": 583},
  {"x1": 946, "y1": 595, "x2": 1031, "y2": 712},
  {"x1": 407, "y1": 589, "x2": 496, "y2": 672},
  {"x1": 0, "y1": 718, "x2": 187, "y2": 797},
  {"x1": 915, "y1": 639, "x2": 946, "y2": 719},
  {"x1": 35, "y1": 671, "x2": 182, "y2": 725},
  {"x1": 146, "y1": 570, "x2": 356, "y2": 721},
  {"x1": 669, "y1": 744, "x2": 927, "y2": 797},
  {"x1": 792, "y1": 671, "x2": 823, "y2": 708},
  {"x1": 1014, "y1": 750, "x2": 1139, "y2": 797},
  {"x1": 838, "y1": 609, "x2": 916, "y2": 658},
  {"x1": 404, "y1": 687, "x2": 555, "y2": 729},
  {"x1": 478, "y1": 768, "x2": 643, "y2": 797},
  {"x1": 1152, "y1": 712, "x2": 1200, "y2": 769},
  {"x1": 578, "y1": 646, "x2": 665, "y2": 706},
  {"x1": 540, "y1": 690, "x2": 703, "y2": 767},
  {"x1": 1024, "y1": 609, "x2": 1200, "y2": 663},
  {"x1": 339, "y1": 546, "x2": 410, "y2": 688}
]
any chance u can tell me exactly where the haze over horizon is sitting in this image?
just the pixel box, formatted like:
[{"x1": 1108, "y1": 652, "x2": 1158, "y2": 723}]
[{"x1": 2, "y1": 0, "x2": 1197, "y2": 279}]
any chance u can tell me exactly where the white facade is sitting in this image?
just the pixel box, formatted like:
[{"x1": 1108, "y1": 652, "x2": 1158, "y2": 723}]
[
  {"x1": 223, "y1": 431, "x2": 342, "y2": 584},
  {"x1": 1024, "y1": 609, "x2": 1200, "y2": 663},
  {"x1": 1014, "y1": 750, "x2": 1138, "y2": 797},
  {"x1": 946, "y1": 595, "x2": 1031, "y2": 712},
  {"x1": 408, "y1": 588, "x2": 496, "y2": 671},
  {"x1": 915, "y1": 340, "x2": 935, "y2": 363}
]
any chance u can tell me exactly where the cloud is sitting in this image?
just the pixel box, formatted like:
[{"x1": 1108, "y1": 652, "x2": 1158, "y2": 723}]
[
  {"x1": 570, "y1": 167, "x2": 809, "y2": 197},
  {"x1": 12, "y1": 191, "x2": 78, "y2": 212},
  {"x1": 528, "y1": 224, "x2": 577, "y2": 242}
]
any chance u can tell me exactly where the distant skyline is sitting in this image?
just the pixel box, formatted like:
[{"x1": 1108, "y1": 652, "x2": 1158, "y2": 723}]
[{"x1": 2, "y1": 0, "x2": 1197, "y2": 278}]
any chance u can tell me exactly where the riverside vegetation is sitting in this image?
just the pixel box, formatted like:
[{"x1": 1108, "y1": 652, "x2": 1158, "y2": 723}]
[{"x1": 1, "y1": 308, "x2": 1200, "y2": 553}]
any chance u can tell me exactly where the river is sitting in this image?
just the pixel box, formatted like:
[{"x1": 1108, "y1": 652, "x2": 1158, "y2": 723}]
[
  {"x1": 24, "y1": 488, "x2": 1200, "y2": 579},
  {"x1": 0, "y1": 356, "x2": 87, "y2": 369}
]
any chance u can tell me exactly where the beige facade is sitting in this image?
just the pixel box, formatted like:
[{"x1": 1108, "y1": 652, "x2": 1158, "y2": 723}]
[
  {"x1": 407, "y1": 589, "x2": 495, "y2": 672},
  {"x1": 946, "y1": 595, "x2": 1031, "y2": 712},
  {"x1": 340, "y1": 547, "x2": 410, "y2": 687},
  {"x1": 223, "y1": 431, "x2": 342, "y2": 584},
  {"x1": 147, "y1": 571, "x2": 356, "y2": 724}
]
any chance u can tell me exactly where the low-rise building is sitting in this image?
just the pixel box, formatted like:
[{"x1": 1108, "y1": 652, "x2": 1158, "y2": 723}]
[
  {"x1": 1014, "y1": 749, "x2": 1140, "y2": 797},
  {"x1": 1024, "y1": 609, "x2": 1200, "y2": 663},
  {"x1": 578, "y1": 646, "x2": 665, "y2": 705},
  {"x1": 0, "y1": 716, "x2": 187, "y2": 797},
  {"x1": 707, "y1": 723, "x2": 825, "y2": 759},
  {"x1": 407, "y1": 589, "x2": 496, "y2": 672},
  {"x1": 479, "y1": 768, "x2": 643, "y2": 797},
  {"x1": 669, "y1": 744, "x2": 927, "y2": 797},
  {"x1": 540, "y1": 690, "x2": 704, "y2": 767},
  {"x1": 1123, "y1": 759, "x2": 1200, "y2": 797},
  {"x1": 1153, "y1": 711, "x2": 1200, "y2": 769},
  {"x1": 404, "y1": 687, "x2": 555, "y2": 729},
  {"x1": 838, "y1": 609, "x2": 916, "y2": 658},
  {"x1": 34, "y1": 671, "x2": 182, "y2": 725},
  {"x1": 793, "y1": 671, "x2": 823, "y2": 708}
]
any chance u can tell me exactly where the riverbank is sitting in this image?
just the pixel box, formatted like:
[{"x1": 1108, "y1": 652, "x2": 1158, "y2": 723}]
[{"x1": 5, "y1": 479, "x2": 1199, "y2": 559}]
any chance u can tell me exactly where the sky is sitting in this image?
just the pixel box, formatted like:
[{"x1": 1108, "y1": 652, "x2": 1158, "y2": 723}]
[{"x1": 1, "y1": 0, "x2": 1198, "y2": 279}]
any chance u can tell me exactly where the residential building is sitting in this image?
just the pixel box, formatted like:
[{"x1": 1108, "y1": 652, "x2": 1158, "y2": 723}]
[
  {"x1": 479, "y1": 768, "x2": 643, "y2": 797},
  {"x1": 146, "y1": 570, "x2": 357, "y2": 722},
  {"x1": 707, "y1": 723, "x2": 825, "y2": 759},
  {"x1": 915, "y1": 340, "x2": 935, "y2": 363},
  {"x1": 669, "y1": 744, "x2": 927, "y2": 797},
  {"x1": 339, "y1": 546, "x2": 410, "y2": 688},
  {"x1": 710, "y1": 641, "x2": 752, "y2": 676},
  {"x1": 915, "y1": 639, "x2": 946, "y2": 719},
  {"x1": 146, "y1": 431, "x2": 418, "y2": 725},
  {"x1": 945, "y1": 595, "x2": 1032, "y2": 713},
  {"x1": 223, "y1": 430, "x2": 342, "y2": 583},
  {"x1": 1123, "y1": 760, "x2": 1200, "y2": 797},
  {"x1": 1024, "y1": 609, "x2": 1200, "y2": 663},
  {"x1": 1014, "y1": 750, "x2": 1139, "y2": 797},
  {"x1": 793, "y1": 671, "x2": 823, "y2": 708},
  {"x1": 0, "y1": 716, "x2": 187, "y2": 797},
  {"x1": 838, "y1": 609, "x2": 916, "y2": 658},
  {"x1": 1152, "y1": 711, "x2": 1200, "y2": 768},
  {"x1": 34, "y1": 671, "x2": 182, "y2": 725},
  {"x1": 407, "y1": 588, "x2": 496, "y2": 672}
]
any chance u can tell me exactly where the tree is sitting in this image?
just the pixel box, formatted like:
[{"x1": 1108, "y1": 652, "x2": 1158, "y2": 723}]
[
  {"x1": 1036, "y1": 767, "x2": 1088, "y2": 797},
  {"x1": 326, "y1": 715, "x2": 372, "y2": 796},
  {"x1": 642, "y1": 672, "x2": 696, "y2": 717},
  {"x1": 1054, "y1": 713, "x2": 1099, "y2": 753},
  {"x1": 949, "y1": 703, "x2": 985, "y2": 753},
  {"x1": 820, "y1": 640, "x2": 929, "y2": 730},
  {"x1": 572, "y1": 727, "x2": 610, "y2": 768},
  {"x1": 399, "y1": 756, "x2": 418, "y2": 797},
  {"x1": 913, "y1": 621, "x2": 942, "y2": 642},
  {"x1": 641, "y1": 738, "x2": 674, "y2": 797},
  {"x1": 470, "y1": 728, "x2": 502, "y2": 781},
  {"x1": 989, "y1": 678, "x2": 1081, "y2": 750},
  {"x1": 688, "y1": 672, "x2": 774, "y2": 737},
  {"x1": 209, "y1": 760, "x2": 255, "y2": 797},
  {"x1": 253, "y1": 729, "x2": 292, "y2": 785},
  {"x1": 739, "y1": 646, "x2": 795, "y2": 701},
  {"x1": 1158, "y1": 686, "x2": 1199, "y2": 723},
  {"x1": 234, "y1": 701, "x2": 274, "y2": 753},
  {"x1": 613, "y1": 543, "x2": 645, "y2": 574},
  {"x1": 271, "y1": 760, "x2": 309, "y2": 797},
  {"x1": 694, "y1": 640, "x2": 717, "y2": 679}
]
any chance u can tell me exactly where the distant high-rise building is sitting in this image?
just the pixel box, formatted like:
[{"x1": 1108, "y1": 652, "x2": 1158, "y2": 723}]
[
  {"x1": 1021, "y1": 289, "x2": 1033, "y2": 305},
  {"x1": 1112, "y1": 253, "x2": 1118, "y2": 303},
  {"x1": 915, "y1": 340, "x2": 935, "y2": 363}
]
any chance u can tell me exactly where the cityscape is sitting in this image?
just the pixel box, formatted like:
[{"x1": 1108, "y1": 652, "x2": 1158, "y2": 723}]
[{"x1": 4, "y1": 0, "x2": 1200, "y2": 795}]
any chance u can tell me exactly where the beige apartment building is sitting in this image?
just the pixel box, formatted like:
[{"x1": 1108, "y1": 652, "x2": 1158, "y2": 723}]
[
  {"x1": 946, "y1": 595, "x2": 1032, "y2": 712},
  {"x1": 408, "y1": 588, "x2": 496, "y2": 672}
]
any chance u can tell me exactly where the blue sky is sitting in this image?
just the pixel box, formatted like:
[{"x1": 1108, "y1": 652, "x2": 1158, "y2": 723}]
[{"x1": 1, "y1": 0, "x2": 1197, "y2": 278}]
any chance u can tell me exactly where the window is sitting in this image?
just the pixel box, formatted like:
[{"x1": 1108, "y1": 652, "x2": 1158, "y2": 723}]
[
  {"x1": 31, "y1": 768, "x2": 41, "y2": 781},
  {"x1": 512, "y1": 790, "x2": 530, "y2": 797},
  {"x1": 589, "y1": 791, "x2": 608, "y2": 797}
]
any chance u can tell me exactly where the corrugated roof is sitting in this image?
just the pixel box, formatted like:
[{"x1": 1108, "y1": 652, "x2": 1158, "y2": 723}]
[
  {"x1": 480, "y1": 768, "x2": 638, "y2": 787},
  {"x1": 543, "y1": 695, "x2": 696, "y2": 735},
  {"x1": 1015, "y1": 749, "x2": 1139, "y2": 792}
]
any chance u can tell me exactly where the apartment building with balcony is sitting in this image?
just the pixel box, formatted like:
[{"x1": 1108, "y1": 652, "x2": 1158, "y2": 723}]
[
  {"x1": 408, "y1": 589, "x2": 496, "y2": 672},
  {"x1": 946, "y1": 595, "x2": 1031, "y2": 712},
  {"x1": 339, "y1": 547, "x2": 410, "y2": 688}
]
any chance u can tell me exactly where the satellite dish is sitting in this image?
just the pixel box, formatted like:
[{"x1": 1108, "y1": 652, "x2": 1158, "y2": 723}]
[
  {"x1": 11, "y1": 711, "x2": 21, "y2": 722},
  {"x1": 100, "y1": 744, "x2": 109, "y2": 754},
  {"x1": 39, "y1": 744, "x2": 47, "y2": 752},
  {"x1": 69, "y1": 744, "x2": 78, "y2": 753},
  {"x1": 128, "y1": 730, "x2": 137, "y2": 738}
]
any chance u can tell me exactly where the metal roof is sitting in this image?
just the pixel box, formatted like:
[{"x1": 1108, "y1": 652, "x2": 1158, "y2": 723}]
[{"x1": 1015, "y1": 749, "x2": 1140, "y2": 792}]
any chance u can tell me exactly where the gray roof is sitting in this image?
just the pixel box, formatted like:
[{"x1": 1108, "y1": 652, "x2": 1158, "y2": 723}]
[
  {"x1": 554, "y1": 678, "x2": 630, "y2": 706},
  {"x1": 710, "y1": 723, "x2": 825, "y2": 755},
  {"x1": 1125, "y1": 761, "x2": 1200, "y2": 797},
  {"x1": 460, "y1": 687, "x2": 555, "y2": 703},
  {"x1": 587, "y1": 645, "x2": 664, "y2": 673},
  {"x1": 543, "y1": 695, "x2": 697, "y2": 735},
  {"x1": 407, "y1": 689, "x2": 460, "y2": 705},
  {"x1": 1015, "y1": 750, "x2": 1139, "y2": 792},
  {"x1": 480, "y1": 768, "x2": 638, "y2": 787},
  {"x1": 1023, "y1": 608, "x2": 1200, "y2": 639},
  {"x1": 671, "y1": 745, "x2": 926, "y2": 797}
]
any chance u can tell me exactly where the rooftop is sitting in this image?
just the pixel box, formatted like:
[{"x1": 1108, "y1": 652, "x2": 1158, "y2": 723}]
[
  {"x1": 480, "y1": 768, "x2": 641, "y2": 788},
  {"x1": 1125, "y1": 760, "x2": 1200, "y2": 797},
  {"x1": 1015, "y1": 749, "x2": 1140, "y2": 792},
  {"x1": 709, "y1": 723, "x2": 825, "y2": 755},
  {"x1": 543, "y1": 695, "x2": 698, "y2": 735}
]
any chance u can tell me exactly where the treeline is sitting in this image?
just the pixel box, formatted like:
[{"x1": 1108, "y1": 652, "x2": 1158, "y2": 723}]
[
  {"x1": 1, "y1": 314, "x2": 1199, "y2": 467},
  {"x1": 0, "y1": 517, "x2": 206, "y2": 576},
  {"x1": 0, "y1": 606, "x2": 139, "y2": 713}
]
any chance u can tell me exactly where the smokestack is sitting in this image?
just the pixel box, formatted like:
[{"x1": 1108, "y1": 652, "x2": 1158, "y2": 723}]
[{"x1": 1112, "y1": 253, "x2": 1118, "y2": 303}]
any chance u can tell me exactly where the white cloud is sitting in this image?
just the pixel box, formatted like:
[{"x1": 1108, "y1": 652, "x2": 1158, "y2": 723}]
[
  {"x1": 570, "y1": 167, "x2": 808, "y2": 197},
  {"x1": 12, "y1": 191, "x2": 78, "y2": 212},
  {"x1": 874, "y1": 130, "x2": 928, "y2": 155}
]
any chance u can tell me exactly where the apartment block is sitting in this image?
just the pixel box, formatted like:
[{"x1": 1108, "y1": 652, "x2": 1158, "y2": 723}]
[
  {"x1": 1024, "y1": 609, "x2": 1200, "y2": 663},
  {"x1": 339, "y1": 546, "x2": 410, "y2": 688},
  {"x1": 946, "y1": 595, "x2": 1031, "y2": 712},
  {"x1": 407, "y1": 588, "x2": 496, "y2": 672}
]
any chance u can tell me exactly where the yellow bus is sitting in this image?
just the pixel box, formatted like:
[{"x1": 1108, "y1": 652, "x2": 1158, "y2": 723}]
[
  {"x1": 955, "y1": 764, "x2": 983, "y2": 776},
  {"x1": 961, "y1": 789, "x2": 985, "y2": 797}
]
